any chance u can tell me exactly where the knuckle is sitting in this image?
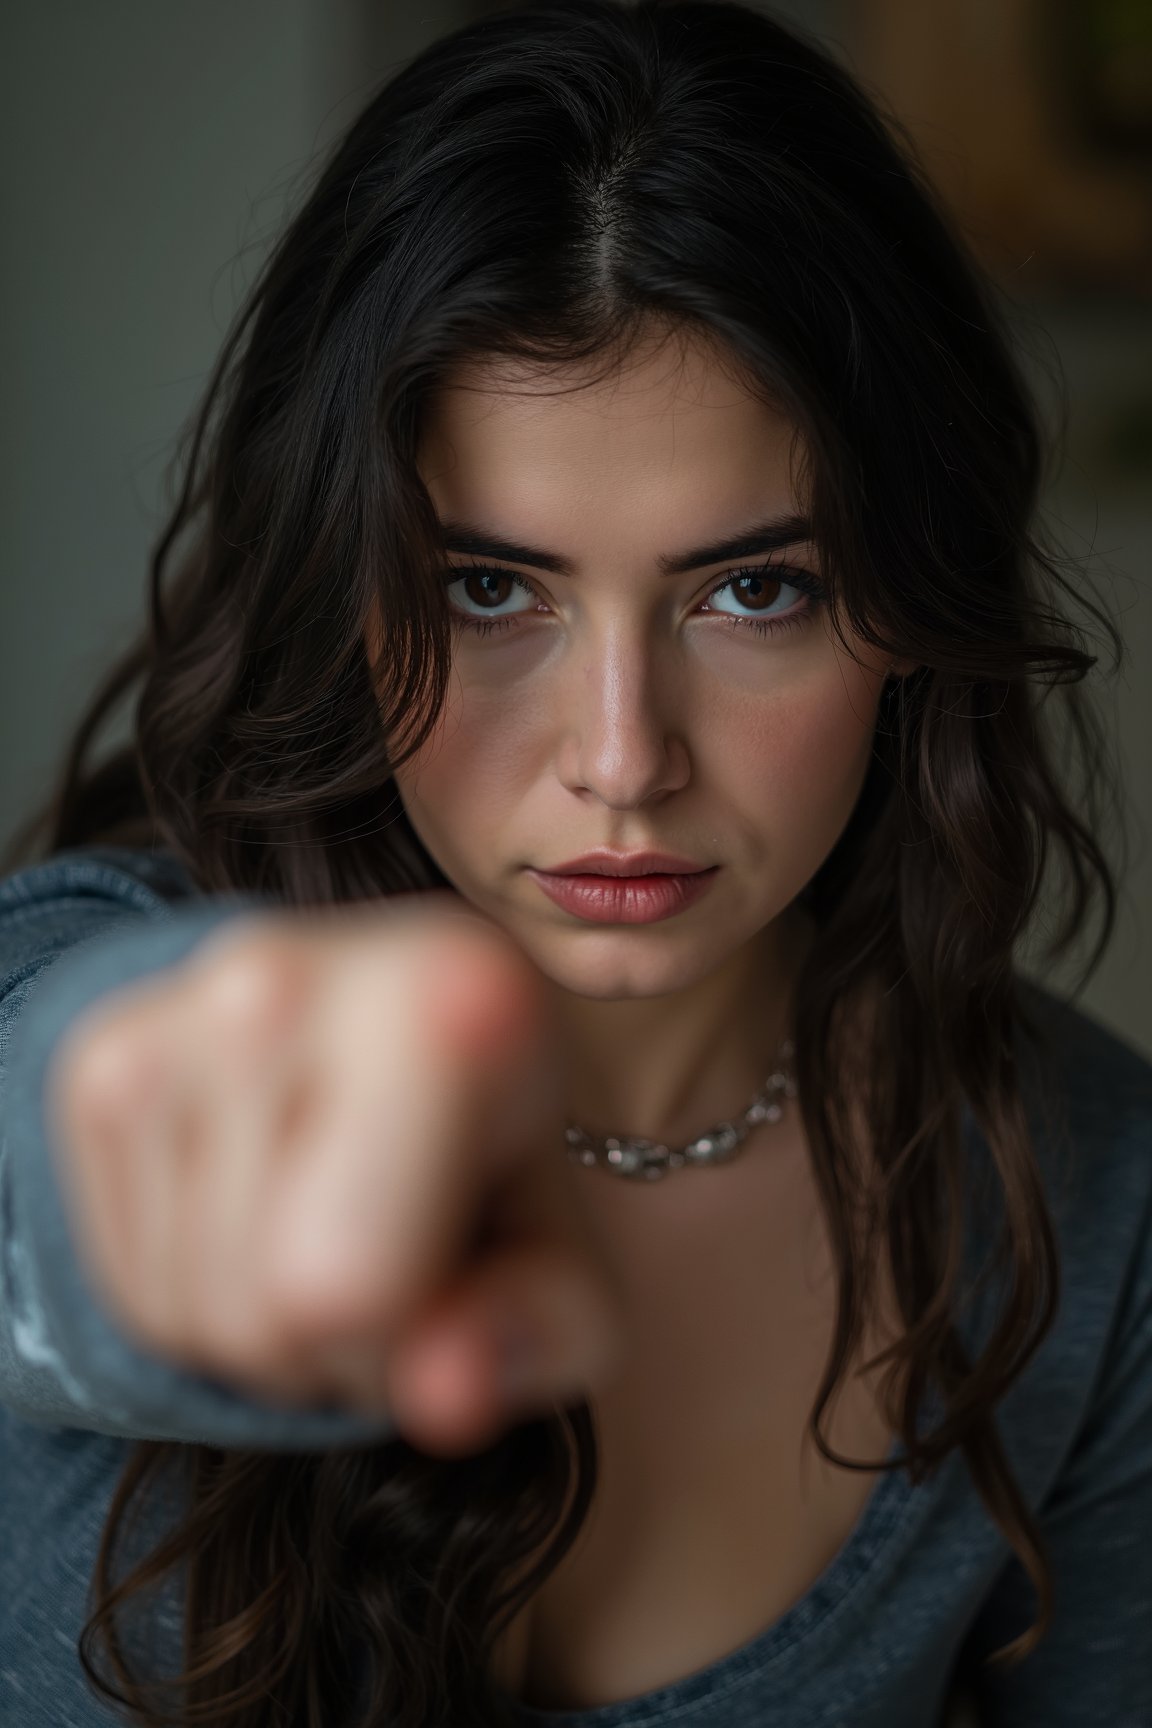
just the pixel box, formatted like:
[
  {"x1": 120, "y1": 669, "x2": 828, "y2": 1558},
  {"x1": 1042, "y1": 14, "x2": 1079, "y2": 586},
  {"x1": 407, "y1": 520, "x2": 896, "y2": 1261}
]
[
  {"x1": 62, "y1": 1017, "x2": 153, "y2": 1118},
  {"x1": 266, "y1": 1257, "x2": 394, "y2": 1353},
  {"x1": 422, "y1": 935, "x2": 543, "y2": 1053},
  {"x1": 196, "y1": 936, "x2": 284, "y2": 1008},
  {"x1": 189, "y1": 931, "x2": 305, "y2": 1048}
]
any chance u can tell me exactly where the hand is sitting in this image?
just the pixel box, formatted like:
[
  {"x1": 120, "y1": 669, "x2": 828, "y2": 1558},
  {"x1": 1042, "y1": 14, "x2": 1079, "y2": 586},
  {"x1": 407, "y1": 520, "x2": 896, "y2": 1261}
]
[{"x1": 48, "y1": 894, "x2": 625, "y2": 1456}]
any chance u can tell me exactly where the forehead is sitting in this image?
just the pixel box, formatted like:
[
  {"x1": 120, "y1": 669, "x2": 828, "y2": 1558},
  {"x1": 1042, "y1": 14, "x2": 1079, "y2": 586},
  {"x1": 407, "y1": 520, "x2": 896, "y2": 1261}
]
[{"x1": 416, "y1": 328, "x2": 805, "y2": 526}]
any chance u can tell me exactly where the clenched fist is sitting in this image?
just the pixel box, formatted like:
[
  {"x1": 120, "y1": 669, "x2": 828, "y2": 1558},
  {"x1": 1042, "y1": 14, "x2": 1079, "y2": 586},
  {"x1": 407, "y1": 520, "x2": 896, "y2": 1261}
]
[{"x1": 46, "y1": 894, "x2": 625, "y2": 1456}]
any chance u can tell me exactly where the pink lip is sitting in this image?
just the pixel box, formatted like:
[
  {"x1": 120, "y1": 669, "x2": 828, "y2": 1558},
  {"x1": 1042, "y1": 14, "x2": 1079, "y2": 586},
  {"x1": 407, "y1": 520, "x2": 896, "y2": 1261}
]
[
  {"x1": 526, "y1": 866, "x2": 720, "y2": 925},
  {"x1": 542, "y1": 849, "x2": 710, "y2": 877}
]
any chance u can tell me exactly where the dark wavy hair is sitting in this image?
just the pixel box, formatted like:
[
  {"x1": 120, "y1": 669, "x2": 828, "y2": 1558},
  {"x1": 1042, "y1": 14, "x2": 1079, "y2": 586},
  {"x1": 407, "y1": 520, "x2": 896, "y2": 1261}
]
[{"x1": 3, "y1": 0, "x2": 1129, "y2": 1723}]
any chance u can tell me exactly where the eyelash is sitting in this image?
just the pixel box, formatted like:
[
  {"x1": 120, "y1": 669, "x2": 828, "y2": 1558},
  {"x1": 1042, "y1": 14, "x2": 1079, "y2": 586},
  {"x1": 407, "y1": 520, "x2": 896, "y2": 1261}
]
[{"x1": 441, "y1": 563, "x2": 826, "y2": 640}]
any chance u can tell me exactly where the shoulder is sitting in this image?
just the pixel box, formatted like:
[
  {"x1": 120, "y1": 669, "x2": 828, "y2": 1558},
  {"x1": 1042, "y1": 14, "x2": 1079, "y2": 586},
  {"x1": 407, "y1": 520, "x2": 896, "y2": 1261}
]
[
  {"x1": 0, "y1": 846, "x2": 202, "y2": 1004},
  {"x1": 1016, "y1": 972, "x2": 1152, "y2": 1118},
  {"x1": 959, "y1": 976, "x2": 1152, "y2": 1348},
  {"x1": 0, "y1": 844, "x2": 199, "y2": 917},
  {"x1": 1012, "y1": 974, "x2": 1152, "y2": 1221},
  {"x1": 958, "y1": 975, "x2": 1152, "y2": 1265},
  {"x1": 951, "y1": 979, "x2": 1152, "y2": 1500}
]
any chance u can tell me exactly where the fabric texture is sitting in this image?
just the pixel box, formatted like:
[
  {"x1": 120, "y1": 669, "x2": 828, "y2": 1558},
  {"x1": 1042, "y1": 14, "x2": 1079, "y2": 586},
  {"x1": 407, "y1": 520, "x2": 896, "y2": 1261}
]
[{"x1": 1, "y1": 844, "x2": 1149, "y2": 1726}]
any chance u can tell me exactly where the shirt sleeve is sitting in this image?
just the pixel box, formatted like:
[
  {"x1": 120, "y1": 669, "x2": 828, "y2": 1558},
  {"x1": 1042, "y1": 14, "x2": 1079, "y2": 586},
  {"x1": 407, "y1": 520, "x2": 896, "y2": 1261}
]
[
  {"x1": 956, "y1": 1103, "x2": 1152, "y2": 1726},
  {"x1": 0, "y1": 848, "x2": 396, "y2": 1450}
]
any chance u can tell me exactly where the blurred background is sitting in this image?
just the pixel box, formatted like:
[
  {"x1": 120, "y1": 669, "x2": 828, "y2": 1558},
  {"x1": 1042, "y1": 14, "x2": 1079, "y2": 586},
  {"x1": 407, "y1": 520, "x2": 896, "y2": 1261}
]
[{"x1": 2, "y1": 0, "x2": 1150, "y2": 1054}]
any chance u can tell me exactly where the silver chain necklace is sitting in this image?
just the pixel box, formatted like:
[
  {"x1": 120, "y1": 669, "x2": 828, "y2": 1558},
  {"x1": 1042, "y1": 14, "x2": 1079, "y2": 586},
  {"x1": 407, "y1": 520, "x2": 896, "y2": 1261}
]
[{"x1": 563, "y1": 1036, "x2": 797, "y2": 1182}]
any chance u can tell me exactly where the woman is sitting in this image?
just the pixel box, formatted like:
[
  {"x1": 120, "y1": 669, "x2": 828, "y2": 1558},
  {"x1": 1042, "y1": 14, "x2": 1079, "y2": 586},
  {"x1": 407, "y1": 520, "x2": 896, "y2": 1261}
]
[{"x1": 1, "y1": 1, "x2": 1149, "y2": 1724}]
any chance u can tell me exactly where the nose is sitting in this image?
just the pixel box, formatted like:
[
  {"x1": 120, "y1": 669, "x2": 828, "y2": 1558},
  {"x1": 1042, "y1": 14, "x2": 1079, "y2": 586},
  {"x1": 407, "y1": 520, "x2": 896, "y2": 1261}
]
[{"x1": 556, "y1": 625, "x2": 690, "y2": 809}]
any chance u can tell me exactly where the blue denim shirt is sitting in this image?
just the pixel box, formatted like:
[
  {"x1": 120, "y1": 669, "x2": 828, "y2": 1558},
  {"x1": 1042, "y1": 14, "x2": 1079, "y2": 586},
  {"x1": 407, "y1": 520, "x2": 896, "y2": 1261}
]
[{"x1": 2, "y1": 845, "x2": 1150, "y2": 1725}]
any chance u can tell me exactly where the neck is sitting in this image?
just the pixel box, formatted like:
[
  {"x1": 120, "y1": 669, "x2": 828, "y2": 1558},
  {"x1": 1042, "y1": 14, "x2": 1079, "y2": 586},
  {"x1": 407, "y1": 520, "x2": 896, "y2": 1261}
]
[{"x1": 541, "y1": 901, "x2": 814, "y2": 1148}]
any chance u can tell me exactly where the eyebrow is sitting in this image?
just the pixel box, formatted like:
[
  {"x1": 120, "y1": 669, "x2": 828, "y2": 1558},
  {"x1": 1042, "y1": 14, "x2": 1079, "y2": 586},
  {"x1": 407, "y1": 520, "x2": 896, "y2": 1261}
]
[{"x1": 436, "y1": 512, "x2": 815, "y2": 577}]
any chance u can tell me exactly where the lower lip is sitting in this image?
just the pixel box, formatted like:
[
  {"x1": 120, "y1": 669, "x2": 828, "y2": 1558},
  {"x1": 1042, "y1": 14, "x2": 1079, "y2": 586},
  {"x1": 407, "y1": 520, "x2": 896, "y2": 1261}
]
[{"x1": 526, "y1": 867, "x2": 720, "y2": 924}]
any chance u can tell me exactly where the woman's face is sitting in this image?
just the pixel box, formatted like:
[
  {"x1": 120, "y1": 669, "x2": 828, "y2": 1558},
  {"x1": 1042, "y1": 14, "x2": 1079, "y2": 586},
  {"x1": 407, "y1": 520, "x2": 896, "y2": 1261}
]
[{"x1": 372, "y1": 330, "x2": 905, "y2": 1003}]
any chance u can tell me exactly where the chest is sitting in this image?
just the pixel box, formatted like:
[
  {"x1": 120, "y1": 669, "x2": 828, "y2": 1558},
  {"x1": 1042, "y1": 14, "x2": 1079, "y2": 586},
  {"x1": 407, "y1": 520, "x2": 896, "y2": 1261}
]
[{"x1": 492, "y1": 1135, "x2": 904, "y2": 1712}]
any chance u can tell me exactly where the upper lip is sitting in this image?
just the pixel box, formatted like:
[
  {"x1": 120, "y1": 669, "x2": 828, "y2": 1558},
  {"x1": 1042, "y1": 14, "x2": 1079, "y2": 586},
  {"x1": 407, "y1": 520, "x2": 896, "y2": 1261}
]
[{"x1": 537, "y1": 850, "x2": 713, "y2": 877}]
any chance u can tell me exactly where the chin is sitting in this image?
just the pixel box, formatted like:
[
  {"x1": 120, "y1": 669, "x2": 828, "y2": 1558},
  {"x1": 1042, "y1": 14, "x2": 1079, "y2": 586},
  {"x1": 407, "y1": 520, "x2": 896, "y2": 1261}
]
[{"x1": 525, "y1": 932, "x2": 729, "y2": 1001}]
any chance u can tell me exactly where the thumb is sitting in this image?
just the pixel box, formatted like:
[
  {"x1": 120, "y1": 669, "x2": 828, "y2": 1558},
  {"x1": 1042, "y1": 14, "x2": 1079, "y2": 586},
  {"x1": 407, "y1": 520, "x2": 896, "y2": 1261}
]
[{"x1": 382, "y1": 1229, "x2": 626, "y2": 1457}]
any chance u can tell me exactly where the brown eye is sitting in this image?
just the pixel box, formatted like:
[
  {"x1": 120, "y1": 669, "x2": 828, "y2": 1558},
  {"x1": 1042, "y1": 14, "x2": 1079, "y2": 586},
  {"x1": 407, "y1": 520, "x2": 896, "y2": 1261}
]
[
  {"x1": 726, "y1": 572, "x2": 782, "y2": 611},
  {"x1": 703, "y1": 564, "x2": 826, "y2": 639},
  {"x1": 459, "y1": 570, "x2": 517, "y2": 609},
  {"x1": 441, "y1": 564, "x2": 538, "y2": 634}
]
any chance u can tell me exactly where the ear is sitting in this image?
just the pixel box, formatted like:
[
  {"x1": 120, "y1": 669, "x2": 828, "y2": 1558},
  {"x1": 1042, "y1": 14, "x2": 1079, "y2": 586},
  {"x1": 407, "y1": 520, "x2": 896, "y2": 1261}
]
[{"x1": 886, "y1": 655, "x2": 921, "y2": 680}]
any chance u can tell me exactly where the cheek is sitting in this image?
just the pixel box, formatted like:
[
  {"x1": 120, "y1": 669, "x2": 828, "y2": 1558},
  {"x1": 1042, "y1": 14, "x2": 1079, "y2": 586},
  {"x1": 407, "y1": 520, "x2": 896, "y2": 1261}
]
[
  {"x1": 392, "y1": 686, "x2": 540, "y2": 853},
  {"x1": 726, "y1": 667, "x2": 883, "y2": 830}
]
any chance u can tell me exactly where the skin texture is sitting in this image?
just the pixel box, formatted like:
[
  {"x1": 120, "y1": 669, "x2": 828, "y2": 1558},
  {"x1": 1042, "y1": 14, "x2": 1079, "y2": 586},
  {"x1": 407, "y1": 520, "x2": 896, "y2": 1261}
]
[
  {"x1": 363, "y1": 329, "x2": 920, "y2": 1700},
  {"x1": 366, "y1": 326, "x2": 914, "y2": 1151}
]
